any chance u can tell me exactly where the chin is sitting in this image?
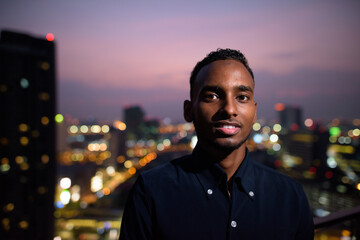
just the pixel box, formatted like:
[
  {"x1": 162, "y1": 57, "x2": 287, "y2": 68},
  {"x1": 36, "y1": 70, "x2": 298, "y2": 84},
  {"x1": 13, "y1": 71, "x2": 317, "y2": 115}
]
[{"x1": 210, "y1": 139, "x2": 247, "y2": 151}]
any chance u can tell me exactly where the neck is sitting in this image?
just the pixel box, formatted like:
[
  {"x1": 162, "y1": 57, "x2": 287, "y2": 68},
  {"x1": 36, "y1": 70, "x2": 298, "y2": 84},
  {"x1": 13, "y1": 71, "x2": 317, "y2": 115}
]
[{"x1": 195, "y1": 144, "x2": 247, "y2": 182}]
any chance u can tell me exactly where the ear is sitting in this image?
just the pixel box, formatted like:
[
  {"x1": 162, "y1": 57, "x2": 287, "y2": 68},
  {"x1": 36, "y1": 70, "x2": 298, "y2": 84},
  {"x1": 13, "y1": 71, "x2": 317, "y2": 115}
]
[
  {"x1": 253, "y1": 101, "x2": 258, "y2": 124},
  {"x1": 183, "y1": 100, "x2": 193, "y2": 122}
]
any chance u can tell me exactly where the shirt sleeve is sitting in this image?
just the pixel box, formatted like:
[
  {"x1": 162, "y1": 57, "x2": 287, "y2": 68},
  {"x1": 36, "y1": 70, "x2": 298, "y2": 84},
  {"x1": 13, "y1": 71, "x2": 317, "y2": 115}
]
[
  {"x1": 119, "y1": 174, "x2": 153, "y2": 240},
  {"x1": 295, "y1": 186, "x2": 314, "y2": 240}
]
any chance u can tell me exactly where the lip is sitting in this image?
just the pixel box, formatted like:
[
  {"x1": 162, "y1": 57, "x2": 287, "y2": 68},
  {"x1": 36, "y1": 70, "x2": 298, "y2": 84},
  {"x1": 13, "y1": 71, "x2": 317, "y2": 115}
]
[{"x1": 214, "y1": 121, "x2": 241, "y2": 136}]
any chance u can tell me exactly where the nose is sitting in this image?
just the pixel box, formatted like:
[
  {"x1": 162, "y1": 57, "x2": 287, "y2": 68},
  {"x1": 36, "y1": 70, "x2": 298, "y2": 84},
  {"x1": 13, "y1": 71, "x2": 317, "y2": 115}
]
[{"x1": 221, "y1": 97, "x2": 238, "y2": 117}]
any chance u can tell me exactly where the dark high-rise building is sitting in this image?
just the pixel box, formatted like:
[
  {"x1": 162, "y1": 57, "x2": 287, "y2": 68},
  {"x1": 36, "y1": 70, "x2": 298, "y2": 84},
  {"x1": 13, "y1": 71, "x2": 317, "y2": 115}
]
[
  {"x1": 0, "y1": 30, "x2": 56, "y2": 240},
  {"x1": 279, "y1": 104, "x2": 302, "y2": 130},
  {"x1": 281, "y1": 128, "x2": 329, "y2": 178},
  {"x1": 124, "y1": 105, "x2": 145, "y2": 140}
]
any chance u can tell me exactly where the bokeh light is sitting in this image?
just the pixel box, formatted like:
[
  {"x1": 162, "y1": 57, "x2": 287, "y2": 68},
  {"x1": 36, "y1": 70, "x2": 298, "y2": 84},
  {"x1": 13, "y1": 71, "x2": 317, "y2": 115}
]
[{"x1": 46, "y1": 33, "x2": 55, "y2": 41}]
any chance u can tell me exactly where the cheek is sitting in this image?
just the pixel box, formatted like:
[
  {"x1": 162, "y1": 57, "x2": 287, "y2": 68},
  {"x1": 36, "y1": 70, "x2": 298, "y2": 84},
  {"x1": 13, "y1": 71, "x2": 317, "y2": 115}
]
[
  {"x1": 193, "y1": 104, "x2": 214, "y2": 120},
  {"x1": 240, "y1": 108, "x2": 256, "y2": 124}
]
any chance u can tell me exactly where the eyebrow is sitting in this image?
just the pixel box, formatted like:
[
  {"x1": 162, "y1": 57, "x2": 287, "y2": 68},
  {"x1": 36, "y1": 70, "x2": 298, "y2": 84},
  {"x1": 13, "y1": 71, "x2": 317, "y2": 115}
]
[
  {"x1": 237, "y1": 85, "x2": 254, "y2": 93},
  {"x1": 199, "y1": 85, "x2": 254, "y2": 94}
]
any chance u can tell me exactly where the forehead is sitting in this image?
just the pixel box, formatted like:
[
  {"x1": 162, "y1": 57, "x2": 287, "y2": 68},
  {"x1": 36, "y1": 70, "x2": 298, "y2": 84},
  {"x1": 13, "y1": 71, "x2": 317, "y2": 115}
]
[{"x1": 194, "y1": 59, "x2": 254, "y2": 91}]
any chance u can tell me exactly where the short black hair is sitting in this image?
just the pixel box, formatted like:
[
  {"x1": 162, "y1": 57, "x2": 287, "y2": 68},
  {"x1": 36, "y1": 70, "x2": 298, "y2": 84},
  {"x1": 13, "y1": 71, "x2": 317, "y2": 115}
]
[{"x1": 189, "y1": 48, "x2": 254, "y2": 99}]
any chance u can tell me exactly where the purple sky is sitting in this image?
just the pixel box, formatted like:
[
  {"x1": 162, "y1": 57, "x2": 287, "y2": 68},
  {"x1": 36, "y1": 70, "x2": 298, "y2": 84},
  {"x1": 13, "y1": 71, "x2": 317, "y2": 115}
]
[{"x1": 1, "y1": 0, "x2": 360, "y2": 123}]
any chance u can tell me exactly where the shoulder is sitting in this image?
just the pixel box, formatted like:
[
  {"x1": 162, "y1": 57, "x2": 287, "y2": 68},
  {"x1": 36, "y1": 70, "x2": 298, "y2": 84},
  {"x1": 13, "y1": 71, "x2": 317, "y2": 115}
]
[{"x1": 138, "y1": 154, "x2": 192, "y2": 187}]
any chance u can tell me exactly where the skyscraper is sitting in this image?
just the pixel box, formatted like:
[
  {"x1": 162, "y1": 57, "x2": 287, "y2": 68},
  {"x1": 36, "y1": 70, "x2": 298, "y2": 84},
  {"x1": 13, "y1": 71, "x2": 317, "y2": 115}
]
[
  {"x1": 124, "y1": 105, "x2": 145, "y2": 140},
  {"x1": 0, "y1": 30, "x2": 56, "y2": 240},
  {"x1": 277, "y1": 104, "x2": 303, "y2": 130}
]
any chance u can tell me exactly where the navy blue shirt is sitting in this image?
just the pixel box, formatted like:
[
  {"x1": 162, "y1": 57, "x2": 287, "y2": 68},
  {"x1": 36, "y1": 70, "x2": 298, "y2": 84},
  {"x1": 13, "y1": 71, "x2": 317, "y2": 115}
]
[{"x1": 120, "y1": 150, "x2": 314, "y2": 239}]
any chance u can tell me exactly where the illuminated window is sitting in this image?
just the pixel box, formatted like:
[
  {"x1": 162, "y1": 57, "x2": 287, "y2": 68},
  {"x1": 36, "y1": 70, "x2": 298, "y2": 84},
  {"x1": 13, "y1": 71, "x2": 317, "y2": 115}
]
[
  {"x1": 20, "y1": 78, "x2": 29, "y2": 88},
  {"x1": 31, "y1": 130, "x2": 40, "y2": 138},
  {"x1": 1, "y1": 157, "x2": 9, "y2": 165},
  {"x1": 38, "y1": 92, "x2": 50, "y2": 101},
  {"x1": 1, "y1": 160, "x2": 10, "y2": 172},
  {"x1": 4, "y1": 203, "x2": 14, "y2": 212},
  {"x1": 15, "y1": 156, "x2": 25, "y2": 164},
  {"x1": 2, "y1": 218, "x2": 10, "y2": 231},
  {"x1": 0, "y1": 137, "x2": 9, "y2": 145},
  {"x1": 41, "y1": 154, "x2": 49, "y2": 164},
  {"x1": 20, "y1": 162, "x2": 29, "y2": 171},
  {"x1": 37, "y1": 186, "x2": 47, "y2": 194},
  {"x1": 0, "y1": 84, "x2": 7, "y2": 92},
  {"x1": 19, "y1": 123, "x2": 29, "y2": 132},
  {"x1": 41, "y1": 61, "x2": 50, "y2": 71},
  {"x1": 41, "y1": 116, "x2": 49, "y2": 125},
  {"x1": 20, "y1": 137, "x2": 29, "y2": 146}
]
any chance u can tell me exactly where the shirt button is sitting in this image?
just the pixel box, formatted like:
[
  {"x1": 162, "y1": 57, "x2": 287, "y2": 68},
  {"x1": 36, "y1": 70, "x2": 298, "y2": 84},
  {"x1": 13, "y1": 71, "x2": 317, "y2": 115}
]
[
  {"x1": 249, "y1": 191, "x2": 254, "y2": 197},
  {"x1": 207, "y1": 189, "x2": 213, "y2": 195},
  {"x1": 231, "y1": 220, "x2": 237, "y2": 228}
]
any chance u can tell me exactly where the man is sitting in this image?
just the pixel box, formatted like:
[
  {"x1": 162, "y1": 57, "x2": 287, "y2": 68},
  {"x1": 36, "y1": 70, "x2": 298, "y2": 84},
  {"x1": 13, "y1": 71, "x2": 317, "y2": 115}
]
[{"x1": 119, "y1": 49, "x2": 314, "y2": 239}]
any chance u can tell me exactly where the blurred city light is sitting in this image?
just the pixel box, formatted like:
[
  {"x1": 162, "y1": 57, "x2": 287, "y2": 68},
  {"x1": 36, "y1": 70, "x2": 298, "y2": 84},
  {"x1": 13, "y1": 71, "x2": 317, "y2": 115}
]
[
  {"x1": 304, "y1": 118, "x2": 313, "y2": 128},
  {"x1": 272, "y1": 143, "x2": 281, "y2": 151},
  {"x1": 269, "y1": 134, "x2": 279, "y2": 143},
  {"x1": 91, "y1": 173, "x2": 103, "y2": 193},
  {"x1": 274, "y1": 103, "x2": 285, "y2": 111},
  {"x1": 273, "y1": 124, "x2": 281, "y2": 132},
  {"x1": 18, "y1": 123, "x2": 28, "y2": 132},
  {"x1": 41, "y1": 116, "x2": 50, "y2": 125},
  {"x1": 262, "y1": 126, "x2": 271, "y2": 134},
  {"x1": 329, "y1": 127, "x2": 341, "y2": 137},
  {"x1": 253, "y1": 134, "x2": 262, "y2": 144},
  {"x1": 69, "y1": 125, "x2": 78, "y2": 133},
  {"x1": 113, "y1": 120, "x2": 126, "y2": 131},
  {"x1": 60, "y1": 177, "x2": 71, "y2": 189},
  {"x1": 20, "y1": 78, "x2": 29, "y2": 88},
  {"x1": 327, "y1": 157, "x2": 337, "y2": 168},
  {"x1": 252, "y1": 122, "x2": 261, "y2": 131},
  {"x1": 353, "y1": 128, "x2": 360, "y2": 136},
  {"x1": 55, "y1": 114, "x2": 64, "y2": 123},
  {"x1": 101, "y1": 125, "x2": 110, "y2": 133},
  {"x1": 60, "y1": 190, "x2": 71, "y2": 205},
  {"x1": 46, "y1": 33, "x2": 55, "y2": 41},
  {"x1": 106, "y1": 166, "x2": 115, "y2": 176},
  {"x1": 80, "y1": 125, "x2": 89, "y2": 133},
  {"x1": 123, "y1": 160, "x2": 133, "y2": 168}
]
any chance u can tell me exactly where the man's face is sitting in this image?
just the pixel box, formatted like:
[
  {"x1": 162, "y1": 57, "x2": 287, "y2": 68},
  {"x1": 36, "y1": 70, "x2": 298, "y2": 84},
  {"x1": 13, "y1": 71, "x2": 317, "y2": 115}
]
[{"x1": 184, "y1": 59, "x2": 257, "y2": 151}]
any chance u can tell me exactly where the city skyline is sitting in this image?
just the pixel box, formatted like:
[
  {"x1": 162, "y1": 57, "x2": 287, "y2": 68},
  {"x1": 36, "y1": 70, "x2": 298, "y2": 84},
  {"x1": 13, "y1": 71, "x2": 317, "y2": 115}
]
[{"x1": 1, "y1": 0, "x2": 360, "y2": 122}]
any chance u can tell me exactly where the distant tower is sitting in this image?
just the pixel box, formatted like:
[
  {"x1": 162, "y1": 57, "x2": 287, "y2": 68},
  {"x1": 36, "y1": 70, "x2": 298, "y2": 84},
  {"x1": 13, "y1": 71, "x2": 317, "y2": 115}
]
[
  {"x1": 124, "y1": 105, "x2": 145, "y2": 140},
  {"x1": 0, "y1": 30, "x2": 56, "y2": 240},
  {"x1": 275, "y1": 103, "x2": 302, "y2": 130}
]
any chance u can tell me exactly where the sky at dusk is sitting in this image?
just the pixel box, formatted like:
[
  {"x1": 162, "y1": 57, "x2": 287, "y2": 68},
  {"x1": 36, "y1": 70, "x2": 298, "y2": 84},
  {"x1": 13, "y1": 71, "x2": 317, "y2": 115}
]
[{"x1": 1, "y1": 0, "x2": 360, "y2": 123}]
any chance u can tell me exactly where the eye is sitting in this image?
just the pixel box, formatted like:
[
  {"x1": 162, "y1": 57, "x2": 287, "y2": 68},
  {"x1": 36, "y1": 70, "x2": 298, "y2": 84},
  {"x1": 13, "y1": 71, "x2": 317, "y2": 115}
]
[
  {"x1": 237, "y1": 95, "x2": 249, "y2": 102},
  {"x1": 203, "y1": 93, "x2": 219, "y2": 102}
]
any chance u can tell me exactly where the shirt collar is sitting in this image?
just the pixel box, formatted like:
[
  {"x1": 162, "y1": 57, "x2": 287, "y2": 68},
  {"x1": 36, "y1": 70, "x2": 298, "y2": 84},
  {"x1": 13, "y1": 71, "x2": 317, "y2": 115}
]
[{"x1": 192, "y1": 148, "x2": 256, "y2": 200}]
